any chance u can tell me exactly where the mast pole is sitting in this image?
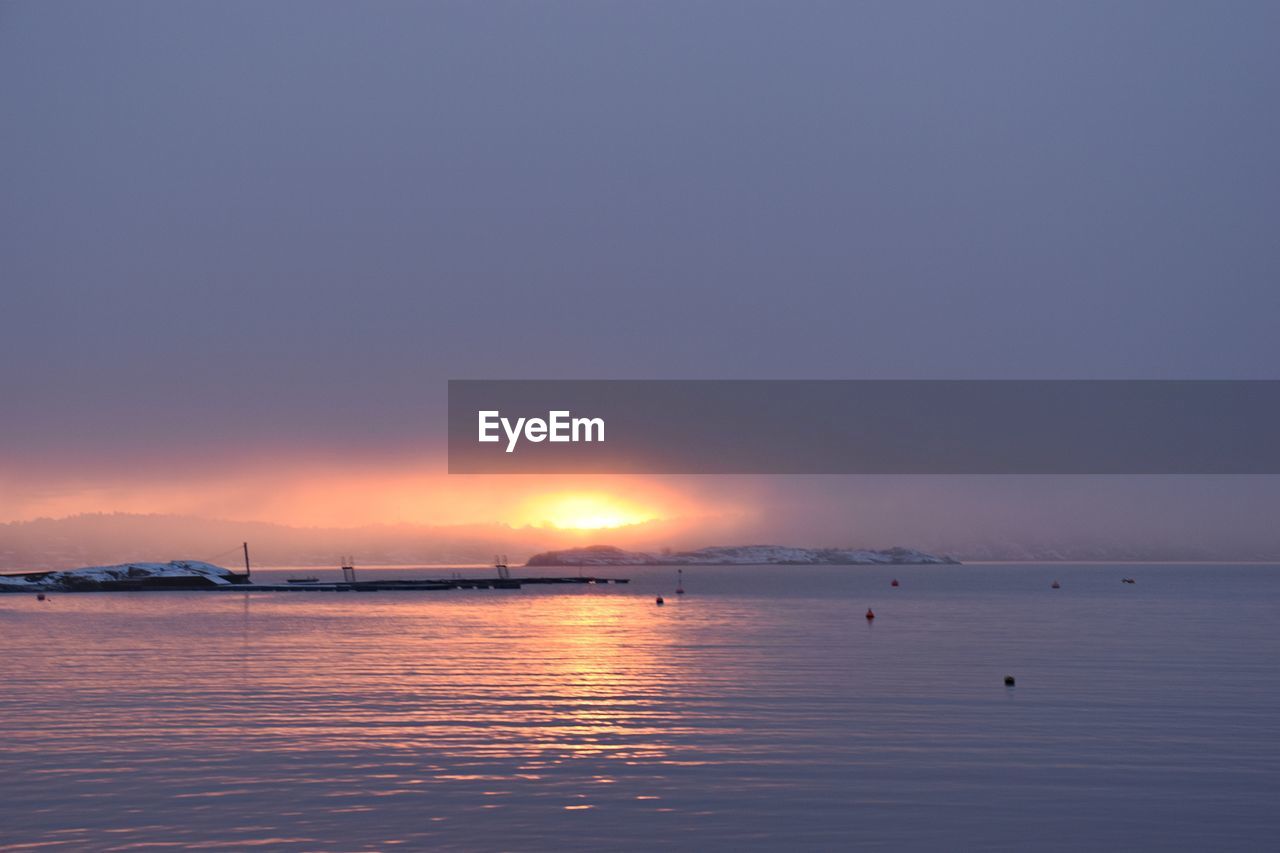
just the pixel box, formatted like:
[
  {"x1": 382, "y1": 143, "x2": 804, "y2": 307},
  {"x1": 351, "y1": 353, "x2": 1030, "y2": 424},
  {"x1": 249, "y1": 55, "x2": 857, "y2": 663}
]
[{"x1": 243, "y1": 541, "x2": 251, "y2": 580}]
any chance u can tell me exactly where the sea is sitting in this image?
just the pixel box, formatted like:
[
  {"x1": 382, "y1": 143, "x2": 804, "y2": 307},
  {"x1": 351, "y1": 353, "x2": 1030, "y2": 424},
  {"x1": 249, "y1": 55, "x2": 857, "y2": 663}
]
[{"x1": 2, "y1": 562, "x2": 1278, "y2": 851}]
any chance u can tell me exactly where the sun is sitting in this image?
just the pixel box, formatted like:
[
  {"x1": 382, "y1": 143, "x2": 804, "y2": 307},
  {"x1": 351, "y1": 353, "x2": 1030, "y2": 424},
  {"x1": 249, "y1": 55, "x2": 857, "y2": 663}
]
[{"x1": 519, "y1": 492, "x2": 661, "y2": 530}]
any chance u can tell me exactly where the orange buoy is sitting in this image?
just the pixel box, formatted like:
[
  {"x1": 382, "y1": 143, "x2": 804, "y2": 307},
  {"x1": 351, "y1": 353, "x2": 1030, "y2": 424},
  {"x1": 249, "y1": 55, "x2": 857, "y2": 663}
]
[
  {"x1": 865, "y1": 608, "x2": 875, "y2": 620},
  {"x1": 890, "y1": 579, "x2": 899, "y2": 588}
]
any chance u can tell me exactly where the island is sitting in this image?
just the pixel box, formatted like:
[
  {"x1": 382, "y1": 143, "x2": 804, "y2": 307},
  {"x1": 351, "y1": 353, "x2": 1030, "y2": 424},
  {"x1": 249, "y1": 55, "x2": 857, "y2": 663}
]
[
  {"x1": 524, "y1": 544, "x2": 960, "y2": 567},
  {"x1": 0, "y1": 560, "x2": 249, "y2": 592}
]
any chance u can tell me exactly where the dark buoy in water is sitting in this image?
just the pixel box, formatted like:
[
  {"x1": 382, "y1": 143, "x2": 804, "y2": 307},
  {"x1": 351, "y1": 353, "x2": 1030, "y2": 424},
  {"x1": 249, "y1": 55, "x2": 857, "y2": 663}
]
[
  {"x1": 1051, "y1": 580, "x2": 1061, "y2": 589},
  {"x1": 36, "y1": 593, "x2": 46, "y2": 601},
  {"x1": 865, "y1": 608, "x2": 875, "y2": 621},
  {"x1": 891, "y1": 579, "x2": 899, "y2": 588},
  {"x1": 656, "y1": 596, "x2": 665, "y2": 606},
  {"x1": 676, "y1": 568, "x2": 685, "y2": 595},
  {"x1": 1004, "y1": 675, "x2": 1016, "y2": 686}
]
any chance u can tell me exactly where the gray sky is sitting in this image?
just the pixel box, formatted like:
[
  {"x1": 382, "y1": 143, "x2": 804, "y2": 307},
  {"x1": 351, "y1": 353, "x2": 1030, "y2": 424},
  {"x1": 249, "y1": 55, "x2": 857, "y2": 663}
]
[{"x1": 2, "y1": 1, "x2": 1278, "y2": 543}]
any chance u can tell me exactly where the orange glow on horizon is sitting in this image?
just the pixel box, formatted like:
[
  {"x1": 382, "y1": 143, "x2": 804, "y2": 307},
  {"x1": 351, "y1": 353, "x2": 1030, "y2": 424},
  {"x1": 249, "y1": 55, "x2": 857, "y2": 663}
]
[
  {"x1": 513, "y1": 492, "x2": 663, "y2": 530},
  {"x1": 0, "y1": 461, "x2": 714, "y2": 532}
]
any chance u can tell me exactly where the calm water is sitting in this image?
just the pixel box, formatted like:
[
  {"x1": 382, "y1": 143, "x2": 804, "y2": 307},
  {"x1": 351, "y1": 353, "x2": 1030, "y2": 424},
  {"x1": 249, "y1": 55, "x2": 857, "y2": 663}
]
[{"x1": 2, "y1": 563, "x2": 1278, "y2": 851}]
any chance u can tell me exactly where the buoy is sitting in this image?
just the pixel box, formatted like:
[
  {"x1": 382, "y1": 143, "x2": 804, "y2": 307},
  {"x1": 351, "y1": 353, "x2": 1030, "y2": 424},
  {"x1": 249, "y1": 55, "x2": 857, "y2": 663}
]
[
  {"x1": 890, "y1": 579, "x2": 899, "y2": 588},
  {"x1": 865, "y1": 608, "x2": 875, "y2": 620},
  {"x1": 676, "y1": 569, "x2": 685, "y2": 595},
  {"x1": 656, "y1": 596, "x2": 665, "y2": 606},
  {"x1": 1004, "y1": 675, "x2": 1016, "y2": 686},
  {"x1": 36, "y1": 593, "x2": 46, "y2": 601},
  {"x1": 1051, "y1": 580, "x2": 1061, "y2": 589}
]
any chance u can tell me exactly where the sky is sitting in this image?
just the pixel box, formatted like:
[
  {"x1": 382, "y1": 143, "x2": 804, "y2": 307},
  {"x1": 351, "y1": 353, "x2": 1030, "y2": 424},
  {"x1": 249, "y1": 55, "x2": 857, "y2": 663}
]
[{"x1": 2, "y1": 1, "x2": 1279, "y2": 551}]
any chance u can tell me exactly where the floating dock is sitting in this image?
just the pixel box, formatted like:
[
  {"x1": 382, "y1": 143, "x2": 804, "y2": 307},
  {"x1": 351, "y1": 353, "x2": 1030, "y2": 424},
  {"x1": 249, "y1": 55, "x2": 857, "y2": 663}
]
[
  {"x1": 210, "y1": 576, "x2": 630, "y2": 593},
  {"x1": 1, "y1": 575, "x2": 631, "y2": 594}
]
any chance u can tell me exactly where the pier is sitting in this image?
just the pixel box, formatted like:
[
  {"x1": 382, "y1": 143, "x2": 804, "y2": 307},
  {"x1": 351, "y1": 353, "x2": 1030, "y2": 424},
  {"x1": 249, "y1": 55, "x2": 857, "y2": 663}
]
[
  {"x1": 209, "y1": 576, "x2": 631, "y2": 593},
  {"x1": 1, "y1": 573, "x2": 631, "y2": 594}
]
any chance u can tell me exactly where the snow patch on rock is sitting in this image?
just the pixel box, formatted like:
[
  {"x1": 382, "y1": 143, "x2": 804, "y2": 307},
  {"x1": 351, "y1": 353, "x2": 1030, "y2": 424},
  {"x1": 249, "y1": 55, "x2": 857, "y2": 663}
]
[{"x1": 0, "y1": 560, "x2": 236, "y2": 592}]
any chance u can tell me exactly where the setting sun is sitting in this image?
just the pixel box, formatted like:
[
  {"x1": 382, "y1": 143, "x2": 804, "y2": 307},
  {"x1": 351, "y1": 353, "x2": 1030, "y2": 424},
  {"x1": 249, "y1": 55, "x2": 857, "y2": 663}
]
[{"x1": 518, "y1": 492, "x2": 662, "y2": 529}]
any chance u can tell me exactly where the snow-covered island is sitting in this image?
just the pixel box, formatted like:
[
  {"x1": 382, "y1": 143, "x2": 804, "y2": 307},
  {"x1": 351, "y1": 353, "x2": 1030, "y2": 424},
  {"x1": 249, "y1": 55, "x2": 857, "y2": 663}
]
[
  {"x1": 0, "y1": 561, "x2": 248, "y2": 592},
  {"x1": 525, "y1": 544, "x2": 960, "y2": 567}
]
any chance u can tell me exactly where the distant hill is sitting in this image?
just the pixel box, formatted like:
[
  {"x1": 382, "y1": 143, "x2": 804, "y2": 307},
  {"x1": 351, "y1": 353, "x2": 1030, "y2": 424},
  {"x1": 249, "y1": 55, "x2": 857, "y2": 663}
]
[
  {"x1": 526, "y1": 544, "x2": 959, "y2": 566},
  {"x1": 1, "y1": 512, "x2": 1275, "y2": 571}
]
